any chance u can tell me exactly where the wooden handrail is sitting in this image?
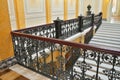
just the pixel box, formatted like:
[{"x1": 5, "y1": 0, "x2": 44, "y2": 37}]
[{"x1": 11, "y1": 32, "x2": 120, "y2": 56}]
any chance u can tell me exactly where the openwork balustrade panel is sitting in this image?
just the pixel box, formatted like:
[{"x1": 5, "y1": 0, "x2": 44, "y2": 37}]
[
  {"x1": 12, "y1": 33, "x2": 120, "y2": 80},
  {"x1": 74, "y1": 50, "x2": 120, "y2": 80},
  {"x1": 12, "y1": 34, "x2": 80, "y2": 79},
  {"x1": 19, "y1": 23, "x2": 56, "y2": 38},
  {"x1": 60, "y1": 19, "x2": 79, "y2": 39},
  {"x1": 82, "y1": 16, "x2": 92, "y2": 30}
]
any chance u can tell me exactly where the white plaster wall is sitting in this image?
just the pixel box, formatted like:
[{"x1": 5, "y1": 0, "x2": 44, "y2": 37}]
[
  {"x1": 51, "y1": 0, "x2": 64, "y2": 21},
  {"x1": 24, "y1": 0, "x2": 46, "y2": 27},
  {"x1": 8, "y1": 0, "x2": 17, "y2": 30},
  {"x1": 91, "y1": 0, "x2": 103, "y2": 14},
  {"x1": 8, "y1": 0, "x2": 102, "y2": 30},
  {"x1": 68, "y1": 0, "x2": 76, "y2": 19}
]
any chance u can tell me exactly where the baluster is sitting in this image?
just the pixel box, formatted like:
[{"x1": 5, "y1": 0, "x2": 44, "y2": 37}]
[
  {"x1": 96, "y1": 52, "x2": 100, "y2": 80},
  {"x1": 34, "y1": 40, "x2": 38, "y2": 70},
  {"x1": 82, "y1": 50, "x2": 86, "y2": 80},
  {"x1": 36, "y1": 41, "x2": 39, "y2": 71},
  {"x1": 111, "y1": 55, "x2": 117, "y2": 80},
  {"x1": 50, "y1": 43, "x2": 54, "y2": 77},
  {"x1": 67, "y1": 22, "x2": 69, "y2": 37}
]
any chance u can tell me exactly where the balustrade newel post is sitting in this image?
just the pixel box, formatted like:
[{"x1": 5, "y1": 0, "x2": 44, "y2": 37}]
[
  {"x1": 78, "y1": 15, "x2": 83, "y2": 32},
  {"x1": 91, "y1": 13, "x2": 94, "y2": 27},
  {"x1": 99, "y1": 12, "x2": 102, "y2": 24},
  {"x1": 54, "y1": 17, "x2": 62, "y2": 38}
]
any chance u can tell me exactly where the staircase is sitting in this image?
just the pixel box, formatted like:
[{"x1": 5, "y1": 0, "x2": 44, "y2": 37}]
[
  {"x1": 74, "y1": 22, "x2": 120, "y2": 80},
  {"x1": 90, "y1": 22, "x2": 120, "y2": 51}
]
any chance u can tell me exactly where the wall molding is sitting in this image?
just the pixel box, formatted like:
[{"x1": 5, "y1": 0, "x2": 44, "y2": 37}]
[{"x1": 25, "y1": 0, "x2": 45, "y2": 14}]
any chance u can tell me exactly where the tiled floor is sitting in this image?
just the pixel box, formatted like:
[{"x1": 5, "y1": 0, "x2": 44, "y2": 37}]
[{"x1": 9, "y1": 64, "x2": 51, "y2": 80}]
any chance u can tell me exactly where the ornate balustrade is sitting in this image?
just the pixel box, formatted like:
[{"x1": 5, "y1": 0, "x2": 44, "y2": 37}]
[
  {"x1": 11, "y1": 12, "x2": 115, "y2": 80},
  {"x1": 58, "y1": 18, "x2": 79, "y2": 39},
  {"x1": 14, "y1": 23, "x2": 56, "y2": 38},
  {"x1": 11, "y1": 31, "x2": 120, "y2": 80},
  {"x1": 13, "y1": 13, "x2": 102, "y2": 39}
]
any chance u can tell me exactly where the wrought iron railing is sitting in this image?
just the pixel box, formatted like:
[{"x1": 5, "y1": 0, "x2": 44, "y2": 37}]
[
  {"x1": 13, "y1": 13, "x2": 102, "y2": 39},
  {"x1": 14, "y1": 23, "x2": 56, "y2": 38},
  {"x1": 11, "y1": 32, "x2": 120, "y2": 80},
  {"x1": 59, "y1": 18, "x2": 79, "y2": 39},
  {"x1": 11, "y1": 12, "x2": 116, "y2": 80}
]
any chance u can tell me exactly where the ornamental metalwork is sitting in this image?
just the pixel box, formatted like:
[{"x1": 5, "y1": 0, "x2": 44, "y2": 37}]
[
  {"x1": 11, "y1": 12, "x2": 120, "y2": 80},
  {"x1": 61, "y1": 19, "x2": 79, "y2": 39}
]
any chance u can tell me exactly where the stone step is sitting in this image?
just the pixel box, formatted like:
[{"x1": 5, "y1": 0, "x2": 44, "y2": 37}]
[
  {"x1": 97, "y1": 29, "x2": 120, "y2": 33},
  {"x1": 77, "y1": 58, "x2": 120, "y2": 72},
  {"x1": 74, "y1": 56, "x2": 120, "y2": 80},
  {"x1": 94, "y1": 34, "x2": 120, "y2": 39},
  {"x1": 91, "y1": 38, "x2": 120, "y2": 45},
  {"x1": 102, "y1": 22, "x2": 120, "y2": 25},
  {"x1": 100, "y1": 26, "x2": 120, "y2": 28},
  {"x1": 92, "y1": 36, "x2": 120, "y2": 42},
  {"x1": 100, "y1": 25, "x2": 120, "y2": 29},
  {"x1": 98, "y1": 28, "x2": 120, "y2": 32},
  {"x1": 74, "y1": 66, "x2": 108, "y2": 80},
  {"x1": 96, "y1": 32, "x2": 120, "y2": 36},
  {"x1": 102, "y1": 24, "x2": 120, "y2": 27},
  {"x1": 90, "y1": 41, "x2": 120, "y2": 49},
  {"x1": 100, "y1": 26, "x2": 120, "y2": 29}
]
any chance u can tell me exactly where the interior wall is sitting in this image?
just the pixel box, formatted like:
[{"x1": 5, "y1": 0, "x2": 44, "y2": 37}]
[
  {"x1": 115, "y1": 0, "x2": 120, "y2": 16},
  {"x1": 102, "y1": 0, "x2": 110, "y2": 19},
  {"x1": 83, "y1": 0, "x2": 92, "y2": 16},
  {"x1": 93, "y1": 0, "x2": 99, "y2": 14},
  {"x1": 51, "y1": 0, "x2": 64, "y2": 21},
  {"x1": 24, "y1": 0, "x2": 46, "y2": 27},
  {"x1": 8, "y1": 0, "x2": 16, "y2": 30},
  {"x1": 68, "y1": 0, "x2": 76, "y2": 19},
  {"x1": 0, "y1": 0, "x2": 14, "y2": 61},
  {"x1": 8, "y1": 0, "x2": 103, "y2": 30},
  {"x1": 0, "y1": 0, "x2": 103, "y2": 61}
]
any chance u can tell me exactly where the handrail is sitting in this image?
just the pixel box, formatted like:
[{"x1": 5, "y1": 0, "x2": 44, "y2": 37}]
[
  {"x1": 11, "y1": 32, "x2": 120, "y2": 56},
  {"x1": 11, "y1": 12, "x2": 119, "y2": 80}
]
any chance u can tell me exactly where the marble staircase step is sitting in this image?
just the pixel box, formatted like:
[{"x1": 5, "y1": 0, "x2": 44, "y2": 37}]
[
  {"x1": 91, "y1": 38, "x2": 120, "y2": 45},
  {"x1": 92, "y1": 36, "x2": 120, "y2": 42},
  {"x1": 94, "y1": 34, "x2": 120, "y2": 39}
]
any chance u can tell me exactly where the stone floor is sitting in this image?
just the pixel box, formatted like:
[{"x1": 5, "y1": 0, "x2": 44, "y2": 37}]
[
  {"x1": 0, "y1": 68, "x2": 28, "y2": 80},
  {"x1": 9, "y1": 64, "x2": 51, "y2": 80}
]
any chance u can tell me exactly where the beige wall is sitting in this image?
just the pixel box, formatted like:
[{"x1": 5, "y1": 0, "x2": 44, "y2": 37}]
[
  {"x1": 0, "y1": 0, "x2": 14, "y2": 61},
  {"x1": 8, "y1": 0, "x2": 103, "y2": 30}
]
